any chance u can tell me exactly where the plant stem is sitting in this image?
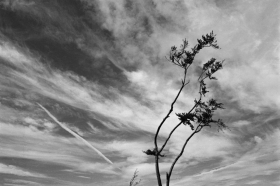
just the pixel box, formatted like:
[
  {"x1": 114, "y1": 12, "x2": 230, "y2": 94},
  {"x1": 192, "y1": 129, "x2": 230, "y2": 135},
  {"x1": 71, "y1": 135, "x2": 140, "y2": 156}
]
[
  {"x1": 158, "y1": 121, "x2": 182, "y2": 154},
  {"x1": 155, "y1": 155, "x2": 162, "y2": 186},
  {"x1": 166, "y1": 125, "x2": 200, "y2": 186},
  {"x1": 154, "y1": 67, "x2": 188, "y2": 186}
]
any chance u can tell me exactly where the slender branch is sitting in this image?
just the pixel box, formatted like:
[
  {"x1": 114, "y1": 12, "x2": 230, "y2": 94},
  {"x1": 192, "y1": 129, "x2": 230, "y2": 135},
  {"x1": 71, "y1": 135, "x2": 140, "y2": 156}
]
[
  {"x1": 154, "y1": 66, "x2": 188, "y2": 186},
  {"x1": 158, "y1": 121, "x2": 182, "y2": 154},
  {"x1": 166, "y1": 124, "x2": 201, "y2": 186},
  {"x1": 155, "y1": 156, "x2": 162, "y2": 186},
  {"x1": 154, "y1": 67, "x2": 188, "y2": 151}
]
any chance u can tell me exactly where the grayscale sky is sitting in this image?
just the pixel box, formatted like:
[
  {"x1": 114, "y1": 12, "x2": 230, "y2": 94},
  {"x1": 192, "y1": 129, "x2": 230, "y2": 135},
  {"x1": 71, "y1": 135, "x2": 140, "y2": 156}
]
[{"x1": 0, "y1": 0, "x2": 279, "y2": 186}]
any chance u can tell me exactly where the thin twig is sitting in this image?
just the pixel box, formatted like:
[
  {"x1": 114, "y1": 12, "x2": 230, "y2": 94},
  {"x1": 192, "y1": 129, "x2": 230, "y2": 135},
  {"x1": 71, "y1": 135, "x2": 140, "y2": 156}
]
[{"x1": 129, "y1": 169, "x2": 141, "y2": 186}]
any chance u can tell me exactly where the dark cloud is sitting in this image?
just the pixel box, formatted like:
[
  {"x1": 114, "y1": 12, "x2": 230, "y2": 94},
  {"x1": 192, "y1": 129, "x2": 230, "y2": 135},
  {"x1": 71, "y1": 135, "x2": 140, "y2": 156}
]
[{"x1": 0, "y1": 0, "x2": 128, "y2": 87}]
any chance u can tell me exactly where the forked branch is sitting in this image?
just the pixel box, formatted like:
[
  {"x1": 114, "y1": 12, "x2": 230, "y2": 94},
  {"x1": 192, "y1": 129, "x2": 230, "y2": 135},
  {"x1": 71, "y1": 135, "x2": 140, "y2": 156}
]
[{"x1": 166, "y1": 124, "x2": 201, "y2": 186}]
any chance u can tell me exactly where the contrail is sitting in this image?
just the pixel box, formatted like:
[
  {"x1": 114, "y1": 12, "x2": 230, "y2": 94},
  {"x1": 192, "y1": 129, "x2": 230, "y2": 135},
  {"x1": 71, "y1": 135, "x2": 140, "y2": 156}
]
[{"x1": 37, "y1": 103, "x2": 114, "y2": 165}]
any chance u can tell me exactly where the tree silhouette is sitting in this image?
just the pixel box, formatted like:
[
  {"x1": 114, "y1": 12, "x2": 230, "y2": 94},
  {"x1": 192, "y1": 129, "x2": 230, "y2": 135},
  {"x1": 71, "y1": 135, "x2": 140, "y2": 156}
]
[{"x1": 143, "y1": 32, "x2": 227, "y2": 186}]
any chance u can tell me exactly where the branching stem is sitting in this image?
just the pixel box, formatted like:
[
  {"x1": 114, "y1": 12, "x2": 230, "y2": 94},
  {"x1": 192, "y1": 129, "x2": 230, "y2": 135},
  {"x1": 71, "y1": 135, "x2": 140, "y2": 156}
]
[
  {"x1": 154, "y1": 66, "x2": 189, "y2": 186},
  {"x1": 166, "y1": 124, "x2": 202, "y2": 186}
]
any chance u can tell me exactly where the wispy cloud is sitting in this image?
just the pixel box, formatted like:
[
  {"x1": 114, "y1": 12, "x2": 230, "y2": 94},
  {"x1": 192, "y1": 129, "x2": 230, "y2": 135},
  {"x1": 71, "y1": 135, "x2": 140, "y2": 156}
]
[
  {"x1": 0, "y1": 163, "x2": 46, "y2": 178},
  {"x1": 0, "y1": 121, "x2": 114, "y2": 173},
  {"x1": 4, "y1": 179, "x2": 43, "y2": 186},
  {"x1": 173, "y1": 129, "x2": 280, "y2": 186}
]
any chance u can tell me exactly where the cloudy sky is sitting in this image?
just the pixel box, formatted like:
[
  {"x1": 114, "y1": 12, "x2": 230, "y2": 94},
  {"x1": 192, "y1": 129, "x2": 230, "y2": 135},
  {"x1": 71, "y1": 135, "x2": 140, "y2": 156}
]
[{"x1": 0, "y1": 0, "x2": 279, "y2": 185}]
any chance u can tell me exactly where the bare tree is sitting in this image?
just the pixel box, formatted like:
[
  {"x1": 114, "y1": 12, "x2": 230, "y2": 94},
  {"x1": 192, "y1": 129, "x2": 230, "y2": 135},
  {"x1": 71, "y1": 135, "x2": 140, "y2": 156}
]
[{"x1": 143, "y1": 32, "x2": 227, "y2": 186}]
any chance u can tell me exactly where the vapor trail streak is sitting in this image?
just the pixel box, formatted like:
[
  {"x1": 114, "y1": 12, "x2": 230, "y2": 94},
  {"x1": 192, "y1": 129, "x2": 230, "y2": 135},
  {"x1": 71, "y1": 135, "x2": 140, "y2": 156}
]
[{"x1": 37, "y1": 103, "x2": 114, "y2": 165}]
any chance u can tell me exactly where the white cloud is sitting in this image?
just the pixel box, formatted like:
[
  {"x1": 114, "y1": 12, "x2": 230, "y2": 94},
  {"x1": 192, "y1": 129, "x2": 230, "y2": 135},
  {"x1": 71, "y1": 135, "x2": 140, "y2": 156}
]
[
  {"x1": 105, "y1": 140, "x2": 151, "y2": 164},
  {"x1": 74, "y1": 162, "x2": 118, "y2": 175},
  {"x1": 168, "y1": 131, "x2": 235, "y2": 162},
  {"x1": 254, "y1": 136, "x2": 262, "y2": 143},
  {"x1": 0, "y1": 163, "x2": 46, "y2": 178},
  {"x1": 0, "y1": 0, "x2": 35, "y2": 10},
  {"x1": 172, "y1": 129, "x2": 280, "y2": 186},
  {"x1": 231, "y1": 120, "x2": 251, "y2": 127},
  {"x1": 0, "y1": 45, "x2": 180, "y2": 138},
  {"x1": 86, "y1": 122, "x2": 101, "y2": 134},
  {"x1": 0, "y1": 122, "x2": 117, "y2": 174},
  {"x1": 4, "y1": 179, "x2": 43, "y2": 186},
  {"x1": 23, "y1": 117, "x2": 39, "y2": 126},
  {"x1": 97, "y1": 0, "x2": 280, "y2": 115},
  {"x1": 246, "y1": 180, "x2": 261, "y2": 185}
]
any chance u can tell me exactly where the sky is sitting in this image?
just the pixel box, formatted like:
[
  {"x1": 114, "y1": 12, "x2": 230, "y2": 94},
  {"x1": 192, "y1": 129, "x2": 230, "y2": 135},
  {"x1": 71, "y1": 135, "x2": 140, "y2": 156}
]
[{"x1": 0, "y1": 0, "x2": 279, "y2": 186}]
